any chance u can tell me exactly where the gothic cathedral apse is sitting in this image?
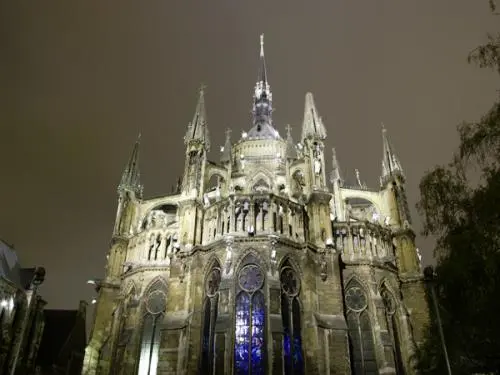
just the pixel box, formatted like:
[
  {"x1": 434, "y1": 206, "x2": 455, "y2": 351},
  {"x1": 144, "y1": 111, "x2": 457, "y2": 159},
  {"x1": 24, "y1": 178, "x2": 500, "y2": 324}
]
[{"x1": 83, "y1": 35, "x2": 430, "y2": 375}]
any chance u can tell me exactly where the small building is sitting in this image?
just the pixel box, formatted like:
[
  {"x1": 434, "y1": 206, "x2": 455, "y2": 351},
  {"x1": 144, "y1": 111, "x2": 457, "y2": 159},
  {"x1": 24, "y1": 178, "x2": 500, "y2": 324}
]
[
  {"x1": 36, "y1": 301, "x2": 87, "y2": 375},
  {"x1": 0, "y1": 239, "x2": 46, "y2": 375}
]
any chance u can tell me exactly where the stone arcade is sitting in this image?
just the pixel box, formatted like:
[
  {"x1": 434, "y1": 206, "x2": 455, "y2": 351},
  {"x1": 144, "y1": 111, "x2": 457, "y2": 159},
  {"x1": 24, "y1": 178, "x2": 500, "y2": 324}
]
[{"x1": 83, "y1": 35, "x2": 429, "y2": 375}]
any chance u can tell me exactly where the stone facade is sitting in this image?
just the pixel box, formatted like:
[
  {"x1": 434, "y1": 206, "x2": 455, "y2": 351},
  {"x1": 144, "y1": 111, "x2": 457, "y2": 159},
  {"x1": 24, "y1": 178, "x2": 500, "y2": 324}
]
[
  {"x1": 0, "y1": 239, "x2": 46, "y2": 375},
  {"x1": 83, "y1": 35, "x2": 429, "y2": 375}
]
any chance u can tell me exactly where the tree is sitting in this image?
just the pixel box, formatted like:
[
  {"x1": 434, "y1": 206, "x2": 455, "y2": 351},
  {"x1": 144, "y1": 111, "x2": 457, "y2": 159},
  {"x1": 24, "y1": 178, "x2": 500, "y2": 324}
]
[{"x1": 416, "y1": 2, "x2": 500, "y2": 374}]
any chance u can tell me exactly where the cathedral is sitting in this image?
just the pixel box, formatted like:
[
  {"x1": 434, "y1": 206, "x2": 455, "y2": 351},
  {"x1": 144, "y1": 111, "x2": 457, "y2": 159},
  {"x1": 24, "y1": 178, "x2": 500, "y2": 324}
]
[{"x1": 83, "y1": 35, "x2": 429, "y2": 375}]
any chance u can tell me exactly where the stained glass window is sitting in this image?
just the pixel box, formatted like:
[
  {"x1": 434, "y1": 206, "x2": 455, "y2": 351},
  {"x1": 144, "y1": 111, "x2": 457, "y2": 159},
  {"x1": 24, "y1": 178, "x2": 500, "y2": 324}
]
[
  {"x1": 234, "y1": 263, "x2": 266, "y2": 375},
  {"x1": 280, "y1": 265, "x2": 304, "y2": 375},
  {"x1": 345, "y1": 282, "x2": 378, "y2": 375},
  {"x1": 200, "y1": 265, "x2": 221, "y2": 374}
]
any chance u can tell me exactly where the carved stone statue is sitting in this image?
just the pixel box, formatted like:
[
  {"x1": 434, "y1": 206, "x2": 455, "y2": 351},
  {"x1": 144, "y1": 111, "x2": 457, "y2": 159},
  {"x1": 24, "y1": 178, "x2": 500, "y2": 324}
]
[{"x1": 314, "y1": 159, "x2": 321, "y2": 175}]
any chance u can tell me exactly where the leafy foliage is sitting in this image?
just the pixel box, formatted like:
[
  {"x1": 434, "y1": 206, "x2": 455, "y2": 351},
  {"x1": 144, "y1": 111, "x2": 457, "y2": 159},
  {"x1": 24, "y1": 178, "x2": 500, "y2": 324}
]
[{"x1": 416, "y1": 2, "x2": 500, "y2": 374}]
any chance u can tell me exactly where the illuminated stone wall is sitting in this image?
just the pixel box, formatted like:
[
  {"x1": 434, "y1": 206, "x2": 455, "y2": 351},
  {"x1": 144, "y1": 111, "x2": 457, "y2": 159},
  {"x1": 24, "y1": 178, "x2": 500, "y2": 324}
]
[{"x1": 83, "y1": 36, "x2": 429, "y2": 375}]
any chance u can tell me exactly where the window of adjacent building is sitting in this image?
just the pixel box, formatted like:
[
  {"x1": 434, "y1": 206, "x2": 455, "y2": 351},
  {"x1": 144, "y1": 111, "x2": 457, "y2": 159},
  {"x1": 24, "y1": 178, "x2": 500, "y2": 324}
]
[
  {"x1": 234, "y1": 263, "x2": 266, "y2": 375},
  {"x1": 345, "y1": 282, "x2": 377, "y2": 375},
  {"x1": 280, "y1": 263, "x2": 304, "y2": 375},
  {"x1": 200, "y1": 263, "x2": 221, "y2": 374},
  {"x1": 138, "y1": 282, "x2": 167, "y2": 375}
]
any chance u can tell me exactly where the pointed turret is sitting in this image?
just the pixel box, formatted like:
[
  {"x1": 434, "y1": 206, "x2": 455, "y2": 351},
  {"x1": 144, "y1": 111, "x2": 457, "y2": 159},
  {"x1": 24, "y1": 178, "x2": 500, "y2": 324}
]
[
  {"x1": 118, "y1": 134, "x2": 143, "y2": 198},
  {"x1": 285, "y1": 125, "x2": 297, "y2": 159},
  {"x1": 185, "y1": 85, "x2": 210, "y2": 151},
  {"x1": 330, "y1": 148, "x2": 342, "y2": 184},
  {"x1": 247, "y1": 34, "x2": 279, "y2": 140},
  {"x1": 301, "y1": 92, "x2": 327, "y2": 141},
  {"x1": 220, "y1": 128, "x2": 232, "y2": 163},
  {"x1": 381, "y1": 124, "x2": 404, "y2": 182}
]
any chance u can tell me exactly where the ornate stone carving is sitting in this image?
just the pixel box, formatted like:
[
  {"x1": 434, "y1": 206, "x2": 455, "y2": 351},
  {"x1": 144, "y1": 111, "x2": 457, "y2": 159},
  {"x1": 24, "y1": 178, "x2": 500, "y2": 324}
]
[
  {"x1": 345, "y1": 286, "x2": 367, "y2": 312},
  {"x1": 238, "y1": 264, "x2": 264, "y2": 292}
]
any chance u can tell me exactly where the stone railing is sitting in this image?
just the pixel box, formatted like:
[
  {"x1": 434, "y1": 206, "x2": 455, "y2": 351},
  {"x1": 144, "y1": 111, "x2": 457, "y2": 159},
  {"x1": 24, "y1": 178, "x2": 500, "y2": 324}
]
[{"x1": 332, "y1": 222, "x2": 395, "y2": 263}]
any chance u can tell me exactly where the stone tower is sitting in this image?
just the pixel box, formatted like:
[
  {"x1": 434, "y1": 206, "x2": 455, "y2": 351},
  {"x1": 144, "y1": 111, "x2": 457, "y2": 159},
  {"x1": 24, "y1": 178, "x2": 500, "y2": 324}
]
[{"x1": 83, "y1": 35, "x2": 429, "y2": 375}]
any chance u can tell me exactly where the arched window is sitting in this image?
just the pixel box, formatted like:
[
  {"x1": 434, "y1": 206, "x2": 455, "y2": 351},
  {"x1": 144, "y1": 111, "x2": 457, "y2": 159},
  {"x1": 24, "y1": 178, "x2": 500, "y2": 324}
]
[
  {"x1": 234, "y1": 262, "x2": 266, "y2": 375},
  {"x1": 345, "y1": 281, "x2": 377, "y2": 375},
  {"x1": 280, "y1": 263, "x2": 304, "y2": 375},
  {"x1": 381, "y1": 286, "x2": 404, "y2": 374},
  {"x1": 138, "y1": 281, "x2": 167, "y2": 375},
  {"x1": 112, "y1": 288, "x2": 135, "y2": 371},
  {"x1": 200, "y1": 263, "x2": 222, "y2": 374}
]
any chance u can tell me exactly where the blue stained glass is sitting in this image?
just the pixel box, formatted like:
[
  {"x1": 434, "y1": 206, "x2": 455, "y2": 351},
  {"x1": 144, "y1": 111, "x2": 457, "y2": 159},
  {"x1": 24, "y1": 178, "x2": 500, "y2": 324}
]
[
  {"x1": 200, "y1": 298, "x2": 211, "y2": 371},
  {"x1": 292, "y1": 298, "x2": 304, "y2": 374},
  {"x1": 234, "y1": 293, "x2": 251, "y2": 375},
  {"x1": 251, "y1": 292, "x2": 265, "y2": 375},
  {"x1": 282, "y1": 296, "x2": 304, "y2": 375},
  {"x1": 292, "y1": 336, "x2": 304, "y2": 373},
  {"x1": 282, "y1": 294, "x2": 292, "y2": 375}
]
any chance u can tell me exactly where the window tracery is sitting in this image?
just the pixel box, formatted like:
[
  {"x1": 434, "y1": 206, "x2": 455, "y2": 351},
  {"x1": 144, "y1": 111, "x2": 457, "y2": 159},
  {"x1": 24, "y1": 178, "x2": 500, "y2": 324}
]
[
  {"x1": 280, "y1": 264, "x2": 304, "y2": 375},
  {"x1": 200, "y1": 263, "x2": 221, "y2": 374},
  {"x1": 381, "y1": 286, "x2": 404, "y2": 374},
  {"x1": 138, "y1": 281, "x2": 166, "y2": 375},
  {"x1": 345, "y1": 281, "x2": 377, "y2": 375},
  {"x1": 234, "y1": 262, "x2": 266, "y2": 375}
]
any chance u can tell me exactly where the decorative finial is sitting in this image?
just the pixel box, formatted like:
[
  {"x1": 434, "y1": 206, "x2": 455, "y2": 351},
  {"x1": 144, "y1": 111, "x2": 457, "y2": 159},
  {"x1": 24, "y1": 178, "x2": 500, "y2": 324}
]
[
  {"x1": 332, "y1": 148, "x2": 337, "y2": 166},
  {"x1": 137, "y1": 133, "x2": 142, "y2": 142},
  {"x1": 225, "y1": 128, "x2": 232, "y2": 140},
  {"x1": 199, "y1": 83, "x2": 207, "y2": 94},
  {"x1": 355, "y1": 169, "x2": 362, "y2": 187},
  {"x1": 286, "y1": 124, "x2": 292, "y2": 136},
  {"x1": 260, "y1": 34, "x2": 264, "y2": 57},
  {"x1": 381, "y1": 122, "x2": 387, "y2": 133}
]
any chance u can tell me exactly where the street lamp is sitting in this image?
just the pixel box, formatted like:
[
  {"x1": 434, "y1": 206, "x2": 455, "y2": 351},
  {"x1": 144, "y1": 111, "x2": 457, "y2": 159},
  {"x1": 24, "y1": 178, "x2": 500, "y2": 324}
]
[{"x1": 424, "y1": 265, "x2": 452, "y2": 375}]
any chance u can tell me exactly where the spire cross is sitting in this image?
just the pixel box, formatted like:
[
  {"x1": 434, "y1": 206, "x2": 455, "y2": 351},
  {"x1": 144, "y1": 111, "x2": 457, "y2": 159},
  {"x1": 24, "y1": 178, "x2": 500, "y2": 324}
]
[
  {"x1": 286, "y1": 124, "x2": 292, "y2": 136},
  {"x1": 260, "y1": 34, "x2": 264, "y2": 57}
]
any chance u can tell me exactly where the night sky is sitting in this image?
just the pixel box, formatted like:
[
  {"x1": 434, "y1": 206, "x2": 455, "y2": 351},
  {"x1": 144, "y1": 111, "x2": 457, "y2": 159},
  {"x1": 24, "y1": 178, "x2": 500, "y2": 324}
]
[{"x1": 0, "y1": 1, "x2": 498, "y2": 314}]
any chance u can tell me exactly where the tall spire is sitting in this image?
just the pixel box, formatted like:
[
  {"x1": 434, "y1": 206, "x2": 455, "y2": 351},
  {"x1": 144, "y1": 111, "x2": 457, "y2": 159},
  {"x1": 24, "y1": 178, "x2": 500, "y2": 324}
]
[
  {"x1": 381, "y1": 123, "x2": 404, "y2": 180},
  {"x1": 185, "y1": 85, "x2": 210, "y2": 151},
  {"x1": 301, "y1": 92, "x2": 327, "y2": 141},
  {"x1": 246, "y1": 34, "x2": 279, "y2": 139},
  {"x1": 118, "y1": 134, "x2": 143, "y2": 198},
  {"x1": 255, "y1": 34, "x2": 271, "y2": 102}
]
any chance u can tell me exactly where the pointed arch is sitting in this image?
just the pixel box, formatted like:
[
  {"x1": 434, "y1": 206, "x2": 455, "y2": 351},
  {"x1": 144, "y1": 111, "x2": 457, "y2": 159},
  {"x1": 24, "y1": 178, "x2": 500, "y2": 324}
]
[
  {"x1": 344, "y1": 276, "x2": 378, "y2": 374},
  {"x1": 280, "y1": 259, "x2": 304, "y2": 375},
  {"x1": 248, "y1": 168, "x2": 274, "y2": 188},
  {"x1": 122, "y1": 280, "x2": 137, "y2": 297},
  {"x1": 278, "y1": 254, "x2": 304, "y2": 279},
  {"x1": 138, "y1": 277, "x2": 167, "y2": 375},
  {"x1": 380, "y1": 282, "x2": 404, "y2": 374},
  {"x1": 233, "y1": 253, "x2": 266, "y2": 374},
  {"x1": 199, "y1": 257, "x2": 222, "y2": 374},
  {"x1": 201, "y1": 254, "x2": 222, "y2": 278},
  {"x1": 344, "y1": 274, "x2": 372, "y2": 294},
  {"x1": 233, "y1": 248, "x2": 267, "y2": 273},
  {"x1": 143, "y1": 276, "x2": 168, "y2": 296}
]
